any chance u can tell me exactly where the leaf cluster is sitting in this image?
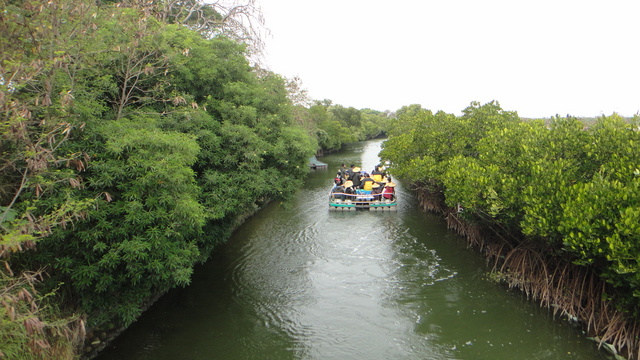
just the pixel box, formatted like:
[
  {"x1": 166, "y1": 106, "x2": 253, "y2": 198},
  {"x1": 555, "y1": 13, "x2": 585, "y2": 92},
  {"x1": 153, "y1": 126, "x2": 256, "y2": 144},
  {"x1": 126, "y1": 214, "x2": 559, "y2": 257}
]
[
  {"x1": 305, "y1": 101, "x2": 390, "y2": 152},
  {"x1": 2, "y1": 0, "x2": 317, "y2": 343},
  {"x1": 383, "y1": 102, "x2": 640, "y2": 314}
]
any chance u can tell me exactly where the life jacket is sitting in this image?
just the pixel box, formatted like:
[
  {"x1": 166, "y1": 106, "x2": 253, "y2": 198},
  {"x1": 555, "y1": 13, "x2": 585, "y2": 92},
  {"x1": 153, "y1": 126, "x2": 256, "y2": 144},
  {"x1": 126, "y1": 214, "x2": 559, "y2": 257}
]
[{"x1": 362, "y1": 178, "x2": 374, "y2": 191}]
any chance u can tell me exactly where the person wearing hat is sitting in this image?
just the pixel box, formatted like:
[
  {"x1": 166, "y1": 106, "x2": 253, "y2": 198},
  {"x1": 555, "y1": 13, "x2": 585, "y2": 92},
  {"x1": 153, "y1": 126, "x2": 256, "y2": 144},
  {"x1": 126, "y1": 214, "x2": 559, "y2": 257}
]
[
  {"x1": 345, "y1": 164, "x2": 355, "y2": 180},
  {"x1": 371, "y1": 182, "x2": 383, "y2": 200},
  {"x1": 350, "y1": 167, "x2": 362, "y2": 188},
  {"x1": 376, "y1": 177, "x2": 388, "y2": 189},
  {"x1": 343, "y1": 180, "x2": 355, "y2": 198},
  {"x1": 383, "y1": 181, "x2": 396, "y2": 200}
]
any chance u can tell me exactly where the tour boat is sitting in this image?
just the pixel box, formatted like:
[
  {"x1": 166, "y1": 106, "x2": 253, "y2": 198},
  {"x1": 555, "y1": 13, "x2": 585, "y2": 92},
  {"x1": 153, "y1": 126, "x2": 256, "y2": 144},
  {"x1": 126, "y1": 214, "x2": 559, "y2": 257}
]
[{"x1": 328, "y1": 186, "x2": 397, "y2": 212}]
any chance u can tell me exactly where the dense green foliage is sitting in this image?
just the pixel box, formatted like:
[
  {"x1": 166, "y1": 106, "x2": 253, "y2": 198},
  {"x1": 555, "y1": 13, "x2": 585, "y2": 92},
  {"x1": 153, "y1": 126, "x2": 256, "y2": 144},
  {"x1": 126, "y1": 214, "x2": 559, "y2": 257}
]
[
  {"x1": 381, "y1": 101, "x2": 640, "y2": 314},
  {"x1": 303, "y1": 100, "x2": 390, "y2": 153},
  {"x1": 11, "y1": 0, "x2": 638, "y2": 357},
  {"x1": 1, "y1": 0, "x2": 318, "y2": 347}
]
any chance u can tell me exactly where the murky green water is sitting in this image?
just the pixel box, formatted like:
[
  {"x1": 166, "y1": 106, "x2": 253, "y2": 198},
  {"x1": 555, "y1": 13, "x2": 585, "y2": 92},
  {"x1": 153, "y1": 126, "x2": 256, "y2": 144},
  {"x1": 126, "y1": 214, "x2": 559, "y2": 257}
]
[{"x1": 97, "y1": 139, "x2": 611, "y2": 360}]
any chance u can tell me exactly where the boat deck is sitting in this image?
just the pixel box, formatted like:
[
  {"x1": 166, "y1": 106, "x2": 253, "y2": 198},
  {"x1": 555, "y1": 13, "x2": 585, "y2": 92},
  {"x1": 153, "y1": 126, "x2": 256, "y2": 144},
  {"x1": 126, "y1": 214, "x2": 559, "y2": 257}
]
[{"x1": 329, "y1": 190, "x2": 397, "y2": 211}]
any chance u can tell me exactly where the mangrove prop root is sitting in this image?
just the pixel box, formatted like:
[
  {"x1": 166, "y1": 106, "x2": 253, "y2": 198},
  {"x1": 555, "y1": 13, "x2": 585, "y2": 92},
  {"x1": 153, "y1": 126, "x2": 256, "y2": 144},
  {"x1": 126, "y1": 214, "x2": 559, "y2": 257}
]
[{"x1": 417, "y1": 188, "x2": 640, "y2": 360}]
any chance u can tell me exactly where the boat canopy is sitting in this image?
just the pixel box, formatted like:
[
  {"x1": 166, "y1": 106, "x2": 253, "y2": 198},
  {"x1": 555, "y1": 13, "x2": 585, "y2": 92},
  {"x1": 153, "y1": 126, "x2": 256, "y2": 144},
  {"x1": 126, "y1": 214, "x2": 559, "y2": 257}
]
[{"x1": 308, "y1": 156, "x2": 327, "y2": 169}]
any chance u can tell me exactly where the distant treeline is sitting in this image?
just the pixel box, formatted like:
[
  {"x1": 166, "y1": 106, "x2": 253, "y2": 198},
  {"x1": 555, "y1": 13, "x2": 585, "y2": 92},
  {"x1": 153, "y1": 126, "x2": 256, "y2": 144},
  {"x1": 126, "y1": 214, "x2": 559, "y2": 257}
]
[
  {"x1": 522, "y1": 116, "x2": 638, "y2": 126},
  {"x1": 0, "y1": 0, "x2": 387, "y2": 358},
  {"x1": 381, "y1": 101, "x2": 640, "y2": 359}
]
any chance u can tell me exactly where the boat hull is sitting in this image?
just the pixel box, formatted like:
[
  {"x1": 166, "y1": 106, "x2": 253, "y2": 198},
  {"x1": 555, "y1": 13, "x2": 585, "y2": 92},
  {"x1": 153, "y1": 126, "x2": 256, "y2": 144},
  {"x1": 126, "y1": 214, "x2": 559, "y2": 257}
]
[{"x1": 329, "y1": 191, "x2": 397, "y2": 211}]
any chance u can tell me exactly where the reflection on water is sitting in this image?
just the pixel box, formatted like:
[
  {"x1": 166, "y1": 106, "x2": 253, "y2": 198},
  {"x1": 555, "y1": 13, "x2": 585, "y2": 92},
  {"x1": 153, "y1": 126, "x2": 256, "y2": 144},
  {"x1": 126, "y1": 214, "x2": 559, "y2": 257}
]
[{"x1": 98, "y1": 139, "x2": 611, "y2": 360}]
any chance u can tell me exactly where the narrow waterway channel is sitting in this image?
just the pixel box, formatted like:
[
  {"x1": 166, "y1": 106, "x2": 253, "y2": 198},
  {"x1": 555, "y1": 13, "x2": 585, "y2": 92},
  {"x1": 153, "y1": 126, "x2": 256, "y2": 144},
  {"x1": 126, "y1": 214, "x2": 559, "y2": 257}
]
[{"x1": 98, "y1": 139, "x2": 611, "y2": 360}]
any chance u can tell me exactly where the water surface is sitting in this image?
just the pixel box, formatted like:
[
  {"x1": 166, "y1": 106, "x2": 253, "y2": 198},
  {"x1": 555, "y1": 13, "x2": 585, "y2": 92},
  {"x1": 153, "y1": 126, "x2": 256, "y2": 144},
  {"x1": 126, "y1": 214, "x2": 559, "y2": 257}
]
[{"x1": 98, "y1": 139, "x2": 610, "y2": 360}]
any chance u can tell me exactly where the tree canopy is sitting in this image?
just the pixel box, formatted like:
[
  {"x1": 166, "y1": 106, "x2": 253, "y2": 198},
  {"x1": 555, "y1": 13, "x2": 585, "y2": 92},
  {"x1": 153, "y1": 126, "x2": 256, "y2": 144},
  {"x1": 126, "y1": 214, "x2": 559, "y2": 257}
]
[
  {"x1": 1, "y1": 0, "x2": 319, "y2": 356},
  {"x1": 381, "y1": 101, "x2": 640, "y2": 358}
]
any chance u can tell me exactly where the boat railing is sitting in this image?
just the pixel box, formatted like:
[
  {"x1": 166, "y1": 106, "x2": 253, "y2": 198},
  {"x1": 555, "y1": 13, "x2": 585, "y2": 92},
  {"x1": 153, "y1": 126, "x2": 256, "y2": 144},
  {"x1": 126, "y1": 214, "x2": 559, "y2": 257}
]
[{"x1": 329, "y1": 190, "x2": 396, "y2": 207}]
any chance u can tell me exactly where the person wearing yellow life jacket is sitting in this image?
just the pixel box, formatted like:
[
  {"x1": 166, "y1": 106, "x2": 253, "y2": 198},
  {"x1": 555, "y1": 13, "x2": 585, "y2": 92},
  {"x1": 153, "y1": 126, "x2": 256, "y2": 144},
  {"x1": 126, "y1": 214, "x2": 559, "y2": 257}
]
[
  {"x1": 371, "y1": 165, "x2": 384, "y2": 182},
  {"x1": 360, "y1": 173, "x2": 375, "y2": 191}
]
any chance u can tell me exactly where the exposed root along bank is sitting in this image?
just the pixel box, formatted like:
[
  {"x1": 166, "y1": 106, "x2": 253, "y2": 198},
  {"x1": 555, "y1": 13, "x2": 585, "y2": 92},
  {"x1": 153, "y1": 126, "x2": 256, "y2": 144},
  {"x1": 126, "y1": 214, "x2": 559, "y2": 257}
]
[{"x1": 417, "y1": 188, "x2": 640, "y2": 360}]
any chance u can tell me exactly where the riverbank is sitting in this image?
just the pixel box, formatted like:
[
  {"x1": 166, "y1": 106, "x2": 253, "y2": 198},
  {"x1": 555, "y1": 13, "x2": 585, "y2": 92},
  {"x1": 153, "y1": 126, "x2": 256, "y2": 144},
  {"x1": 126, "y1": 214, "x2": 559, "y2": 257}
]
[
  {"x1": 94, "y1": 139, "x2": 609, "y2": 360},
  {"x1": 82, "y1": 200, "x2": 271, "y2": 359},
  {"x1": 415, "y1": 187, "x2": 630, "y2": 360}
]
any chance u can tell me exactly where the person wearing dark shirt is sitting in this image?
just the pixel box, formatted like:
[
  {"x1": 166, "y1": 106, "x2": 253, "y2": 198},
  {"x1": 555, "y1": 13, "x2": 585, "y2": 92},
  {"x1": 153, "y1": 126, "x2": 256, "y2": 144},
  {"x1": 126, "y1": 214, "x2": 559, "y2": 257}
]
[
  {"x1": 343, "y1": 180, "x2": 355, "y2": 200},
  {"x1": 345, "y1": 164, "x2": 355, "y2": 180},
  {"x1": 339, "y1": 164, "x2": 348, "y2": 178},
  {"x1": 371, "y1": 182, "x2": 383, "y2": 200},
  {"x1": 350, "y1": 167, "x2": 362, "y2": 188},
  {"x1": 332, "y1": 183, "x2": 345, "y2": 200}
]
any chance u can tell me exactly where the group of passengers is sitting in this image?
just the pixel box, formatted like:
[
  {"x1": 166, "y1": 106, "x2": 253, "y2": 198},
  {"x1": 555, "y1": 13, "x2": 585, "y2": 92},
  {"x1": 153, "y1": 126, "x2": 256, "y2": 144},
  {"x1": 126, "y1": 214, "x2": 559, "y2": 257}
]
[{"x1": 331, "y1": 163, "x2": 396, "y2": 201}]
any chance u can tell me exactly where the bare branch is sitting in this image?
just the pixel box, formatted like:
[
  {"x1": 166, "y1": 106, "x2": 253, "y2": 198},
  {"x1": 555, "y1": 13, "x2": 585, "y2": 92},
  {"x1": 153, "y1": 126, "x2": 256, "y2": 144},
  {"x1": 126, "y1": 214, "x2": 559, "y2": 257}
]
[{"x1": 132, "y1": 0, "x2": 268, "y2": 63}]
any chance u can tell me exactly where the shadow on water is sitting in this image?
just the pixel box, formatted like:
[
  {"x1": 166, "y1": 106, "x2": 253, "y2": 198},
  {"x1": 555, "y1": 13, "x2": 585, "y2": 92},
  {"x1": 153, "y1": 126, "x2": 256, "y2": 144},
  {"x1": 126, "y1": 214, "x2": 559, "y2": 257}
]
[{"x1": 98, "y1": 139, "x2": 614, "y2": 360}]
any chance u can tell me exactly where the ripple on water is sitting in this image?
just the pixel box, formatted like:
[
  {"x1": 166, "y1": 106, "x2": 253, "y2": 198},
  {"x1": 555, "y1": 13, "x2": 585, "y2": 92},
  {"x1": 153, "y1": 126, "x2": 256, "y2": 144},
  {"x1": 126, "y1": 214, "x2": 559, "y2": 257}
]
[{"x1": 95, "y1": 139, "x2": 609, "y2": 360}]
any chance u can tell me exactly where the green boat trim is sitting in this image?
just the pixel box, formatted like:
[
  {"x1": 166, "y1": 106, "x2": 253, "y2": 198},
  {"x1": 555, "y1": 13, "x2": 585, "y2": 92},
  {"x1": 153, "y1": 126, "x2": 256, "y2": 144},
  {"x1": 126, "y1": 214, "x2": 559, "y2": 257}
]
[{"x1": 328, "y1": 186, "x2": 397, "y2": 211}]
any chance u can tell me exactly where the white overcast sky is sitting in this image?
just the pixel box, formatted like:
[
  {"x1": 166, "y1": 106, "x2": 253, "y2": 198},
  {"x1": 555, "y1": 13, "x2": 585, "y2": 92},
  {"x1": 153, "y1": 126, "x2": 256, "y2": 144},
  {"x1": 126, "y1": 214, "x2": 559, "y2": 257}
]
[{"x1": 256, "y1": 0, "x2": 639, "y2": 118}]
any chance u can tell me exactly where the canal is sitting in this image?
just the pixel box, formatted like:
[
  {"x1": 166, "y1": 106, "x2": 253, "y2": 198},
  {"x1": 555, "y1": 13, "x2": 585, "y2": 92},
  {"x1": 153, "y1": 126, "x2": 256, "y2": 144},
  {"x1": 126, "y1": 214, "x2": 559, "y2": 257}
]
[{"x1": 98, "y1": 139, "x2": 611, "y2": 360}]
